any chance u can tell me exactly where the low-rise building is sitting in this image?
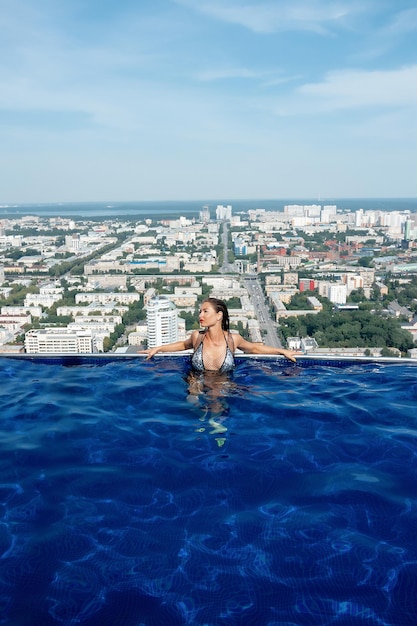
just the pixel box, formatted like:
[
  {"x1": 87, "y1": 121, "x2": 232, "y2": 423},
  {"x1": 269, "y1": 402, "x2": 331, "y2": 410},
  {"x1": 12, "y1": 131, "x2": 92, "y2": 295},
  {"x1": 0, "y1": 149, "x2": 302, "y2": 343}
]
[
  {"x1": 56, "y1": 304, "x2": 128, "y2": 317},
  {"x1": 24, "y1": 292, "x2": 63, "y2": 308},
  {"x1": 25, "y1": 328, "x2": 94, "y2": 354},
  {"x1": 86, "y1": 275, "x2": 127, "y2": 290},
  {"x1": 287, "y1": 336, "x2": 302, "y2": 350},
  {"x1": 75, "y1": 292, "x2": 140, "y2": 305},
  {"x1": 0, "y1": 314, "x2": 31, "y2": 331},
  {"x1": 2, "y1": 305, "x2": 43, "y2": 318}
]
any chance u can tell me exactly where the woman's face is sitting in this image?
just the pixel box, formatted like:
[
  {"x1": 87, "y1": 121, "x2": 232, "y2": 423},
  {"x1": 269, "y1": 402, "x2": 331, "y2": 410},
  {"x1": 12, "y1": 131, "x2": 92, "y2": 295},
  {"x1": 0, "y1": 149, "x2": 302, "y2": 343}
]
[{"x1": 199, "y1": 301, "x2": 221, "y2": 328}]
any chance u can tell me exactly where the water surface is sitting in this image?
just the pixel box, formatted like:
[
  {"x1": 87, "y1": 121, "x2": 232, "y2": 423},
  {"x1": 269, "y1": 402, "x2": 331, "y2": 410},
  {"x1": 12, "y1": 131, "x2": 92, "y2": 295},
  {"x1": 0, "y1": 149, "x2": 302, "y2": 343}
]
[{"x1": 0, "y1": 357, "x2": 416, "y2": 625}]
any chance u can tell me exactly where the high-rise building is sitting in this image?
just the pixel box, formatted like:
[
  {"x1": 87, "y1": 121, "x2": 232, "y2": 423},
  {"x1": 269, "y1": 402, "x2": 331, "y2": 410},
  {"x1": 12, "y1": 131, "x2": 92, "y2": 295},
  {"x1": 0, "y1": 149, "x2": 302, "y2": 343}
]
[
  {"x1": 216, "y1": 204, "x2": 232, "y2": 220},
  {"x1": 199, "y1": 205, "x2": 210, "y2": 224},
  {"x1": 404, "y1": 219, "x2": 413, "y2": 242},
  {"x1": 146, "y1": 296, "x2": 178, "y2": 348}
]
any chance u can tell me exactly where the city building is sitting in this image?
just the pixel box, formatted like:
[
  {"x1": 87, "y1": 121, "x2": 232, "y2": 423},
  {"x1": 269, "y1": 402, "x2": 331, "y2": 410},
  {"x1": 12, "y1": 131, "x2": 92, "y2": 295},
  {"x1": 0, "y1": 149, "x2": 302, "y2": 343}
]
[
  {"x1": 299, "y1": 278, "x2": 316, "y2": 292},
  {"x1": 328, "y1": 284, "x2": 348, "y2": 305},
  {"x1": 25, "y1": 328, "x2": 94, "y2": 354},
  {"x1": 199, "y1": 205, "x2": 210, "y2": 224},
  {"x1": 75, "y1": 292, "x2": 140, "y2": 305},
  {"x1": 216, "y1": 205, "x2": 232, "y2": 220},
  {"x1": 146, "y1": 296, "x2": 178, "y2": 348}
]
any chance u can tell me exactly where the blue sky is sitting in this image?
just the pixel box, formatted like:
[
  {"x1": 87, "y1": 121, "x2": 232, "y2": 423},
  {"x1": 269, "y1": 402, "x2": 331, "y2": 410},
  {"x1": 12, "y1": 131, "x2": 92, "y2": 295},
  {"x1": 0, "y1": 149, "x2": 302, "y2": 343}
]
[{"x1": 1, "y1": 0, "x2": 416, "y2": 203}]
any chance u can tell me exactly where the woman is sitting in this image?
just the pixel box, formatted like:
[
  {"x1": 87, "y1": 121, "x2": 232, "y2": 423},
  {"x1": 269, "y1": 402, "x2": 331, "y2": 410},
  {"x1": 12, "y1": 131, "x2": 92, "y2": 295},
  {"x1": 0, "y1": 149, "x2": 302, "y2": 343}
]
[{"x1": 141, "y1": 297, "x2": 298, "y2": 370}]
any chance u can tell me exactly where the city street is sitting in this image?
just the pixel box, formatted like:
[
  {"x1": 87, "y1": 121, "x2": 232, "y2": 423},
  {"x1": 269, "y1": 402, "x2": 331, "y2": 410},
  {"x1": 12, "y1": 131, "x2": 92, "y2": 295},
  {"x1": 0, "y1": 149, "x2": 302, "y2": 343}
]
[{"x1": 244, "y1": 276, "x2": 283, "y2": 348}]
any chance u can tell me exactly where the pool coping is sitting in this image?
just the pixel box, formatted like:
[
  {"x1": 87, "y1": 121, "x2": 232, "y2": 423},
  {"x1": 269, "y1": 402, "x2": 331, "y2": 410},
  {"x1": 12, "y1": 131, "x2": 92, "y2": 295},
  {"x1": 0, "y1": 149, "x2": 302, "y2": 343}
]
[{"x1": 1, "y1": 352, "x2": 417, "y2": 366}]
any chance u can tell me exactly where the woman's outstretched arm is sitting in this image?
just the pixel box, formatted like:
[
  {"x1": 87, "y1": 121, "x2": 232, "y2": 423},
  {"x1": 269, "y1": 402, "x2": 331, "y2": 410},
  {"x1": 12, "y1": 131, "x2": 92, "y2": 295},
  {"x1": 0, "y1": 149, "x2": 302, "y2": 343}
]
[
  {"x1": 232, "y1": 334, "x2": 299, "y2": 363},
  {"x1": 140, "y1": 333, "x2": 195, "y2": 360}
]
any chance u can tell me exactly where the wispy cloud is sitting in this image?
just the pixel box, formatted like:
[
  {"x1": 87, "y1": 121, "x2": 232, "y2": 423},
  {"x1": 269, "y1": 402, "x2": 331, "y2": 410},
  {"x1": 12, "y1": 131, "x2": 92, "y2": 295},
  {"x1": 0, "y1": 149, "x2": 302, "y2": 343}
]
[
  {"x1": 298, "y1": 64, "x2": 417, "y2": 110},
  {"x1": 173, "y1": 0, "x2": 366, "y2": 35},
  {"x1": 383, "y1": 7, "x2": 417, "y2": 36}
]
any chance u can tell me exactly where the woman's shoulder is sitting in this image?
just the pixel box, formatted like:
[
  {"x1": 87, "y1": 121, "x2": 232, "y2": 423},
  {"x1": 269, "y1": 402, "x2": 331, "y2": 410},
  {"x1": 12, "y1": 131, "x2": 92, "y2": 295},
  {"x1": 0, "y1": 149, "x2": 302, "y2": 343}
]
[
  {"x1": 190, "y1": 329, "x2": 205, "y2": 347},
  {"x1": 227, "y1": 331, "x2": 242, "y2": 349}
]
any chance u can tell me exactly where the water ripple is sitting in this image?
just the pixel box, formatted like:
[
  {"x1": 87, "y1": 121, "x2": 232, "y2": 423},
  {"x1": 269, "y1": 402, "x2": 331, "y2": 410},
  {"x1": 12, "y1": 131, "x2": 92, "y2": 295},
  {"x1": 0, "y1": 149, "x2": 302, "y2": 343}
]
[{"x1": 0, "y1": 358, "x2": 416, "y2": 624}]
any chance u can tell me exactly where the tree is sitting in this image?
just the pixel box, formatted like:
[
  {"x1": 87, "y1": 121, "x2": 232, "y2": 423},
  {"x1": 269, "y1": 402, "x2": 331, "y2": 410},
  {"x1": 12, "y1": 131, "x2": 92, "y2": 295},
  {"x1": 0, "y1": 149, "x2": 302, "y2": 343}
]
[
  {"x1": 357, "y1": 256, "x2": 374, "y2": 267},
  {"x1": 348, "y1": 288, "x2": 365, "y2": 303}
]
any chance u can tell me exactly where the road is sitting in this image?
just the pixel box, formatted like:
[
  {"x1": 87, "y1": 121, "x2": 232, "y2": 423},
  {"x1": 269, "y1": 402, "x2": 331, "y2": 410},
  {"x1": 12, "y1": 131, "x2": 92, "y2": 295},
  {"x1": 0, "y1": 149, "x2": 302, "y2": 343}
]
[
  {"x1": 244, "y1": 276, "x2": 283, "y2": 348},
  {"x1": 220, "y1": 221, "x2": 233, "y2": 273}
]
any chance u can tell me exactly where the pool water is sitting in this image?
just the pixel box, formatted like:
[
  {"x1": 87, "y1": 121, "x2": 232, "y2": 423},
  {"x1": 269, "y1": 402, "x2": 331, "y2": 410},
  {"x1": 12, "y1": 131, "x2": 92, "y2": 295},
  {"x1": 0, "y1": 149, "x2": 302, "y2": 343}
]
[{"x1": 0, "y1": 356, "x2": 417, "y2": 626}]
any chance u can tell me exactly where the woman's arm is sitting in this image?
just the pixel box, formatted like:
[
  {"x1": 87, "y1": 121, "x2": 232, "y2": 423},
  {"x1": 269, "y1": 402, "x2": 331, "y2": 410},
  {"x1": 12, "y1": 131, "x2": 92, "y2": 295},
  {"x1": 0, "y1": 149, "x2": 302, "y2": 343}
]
[
  {"x1": 140, "y1": 333, "x2": 195, "y2": 360},
  {"x1": 232, "y1": 334, "x2": 299, "y2": 363}
]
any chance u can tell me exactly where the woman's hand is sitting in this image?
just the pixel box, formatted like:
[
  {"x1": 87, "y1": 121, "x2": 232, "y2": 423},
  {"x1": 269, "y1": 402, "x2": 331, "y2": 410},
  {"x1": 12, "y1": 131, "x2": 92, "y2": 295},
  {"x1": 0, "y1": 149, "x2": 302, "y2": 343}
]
[
  {"x1": 139, "y1": 347, "x2": 160, "y2": 360},
  {"x1": 279, "y1": 349, "x2": 299, "y2": 363}
]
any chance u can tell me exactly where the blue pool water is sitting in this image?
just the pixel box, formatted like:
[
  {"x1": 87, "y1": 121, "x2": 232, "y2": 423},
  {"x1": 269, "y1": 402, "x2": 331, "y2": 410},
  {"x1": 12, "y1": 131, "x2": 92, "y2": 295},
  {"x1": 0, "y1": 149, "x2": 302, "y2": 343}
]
[{"x1": 1, "y1": 356, "x2": 417, "y2": 626}]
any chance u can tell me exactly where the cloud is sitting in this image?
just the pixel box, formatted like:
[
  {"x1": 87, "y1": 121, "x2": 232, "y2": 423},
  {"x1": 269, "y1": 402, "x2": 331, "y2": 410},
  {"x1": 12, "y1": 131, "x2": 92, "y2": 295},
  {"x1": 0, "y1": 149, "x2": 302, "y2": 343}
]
[
  {"x1": 383, "y1": 7, "x2": 417, "y2": 37},
  {"x1": 173, "y1": 0, "x2": 365, "y2": 35},
  {"x1": 298, "y1": 64, "x2": 417, "y2": 110},
  {"x1": 349, "y1": 6, "x2": 417, "y2": 62}
]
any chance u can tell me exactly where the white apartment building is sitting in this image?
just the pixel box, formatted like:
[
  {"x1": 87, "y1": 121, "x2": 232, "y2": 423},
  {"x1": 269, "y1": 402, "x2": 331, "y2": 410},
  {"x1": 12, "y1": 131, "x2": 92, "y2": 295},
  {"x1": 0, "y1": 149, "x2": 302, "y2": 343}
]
[
  {"x1": 203, "y1": 277, "x2": 241, "y2": 290},
  {"x1": 317, "y1": 281, "x2": 348, "y2": 304},
  {"x1": 75, "y1": 292, "x2": 140, "y2": 305},
  {"x1": 183, "y1": 259, "x2": 214, "y2": 273},
  {"x1": 0, "y1": 328, "x2": 14, "y2": 346},
  {"x1": 57, "y1": 304, "x2": 128, "y2": 317},
  {"x1": 344, "y1": 274, "x2": 364, "y2": 294},
  {"x1": 329, "y1": 284, "x2": 347, "y2": 305},
  {"x1": 24, "y1": 293, "x2": 63, "y2": 308},
  {"x1": 84, "y1": 259, "x2": 128, "y2": 274},
  {"x1": 216, "y1": 205, "x2": 232, "y2": 220},
  {"x1": 0, "y1": 287, "x2": 13, "y2": 299},
  {"x1": 25, "y1": 328, "x2": 93, "y2": 354},
  {"x1": 265, "y1": 285, "x2": 298, "y2": 302},
  {"x1": 86, "y1": 275, "x2": 127, "y2": 290},
  {"x1": 199, "y1": 206, "x2": 210, "y2": 223},
  {"x1": 66, "y1": 323, "x2": 112, "y2": 353},
  {"x1": 68, "y1": 321, "x2": 115, "y2": 333},
  {"x1": 166, "y1": 294, "x2": 198, "y2": 309},
  {"x1": 146, "y1": 296, "x2": 178, "y2": 348},
  {"x1": 65, "y1": 234, "x2": 80, "y2": 253},
  {"x1": 66, "y1": 315, "x2": 122, "y2": 326},
  {"x1": 0, "y1": 314, "x2": 31, "y2": 331},
  {"x1": 269, "y1": 294, "x2": 288, "y2": 317},
  {"x1": 2, "y1": 305, "x2": 43, "y2": 318},
  {"x1": 39, "y1": 283, "x2": 63, "y2": 295},
  {"x1": 128, "y1": 328, "x2": 148, "y2": 346},
  {"x1": 129, "y1": 319, "x2": 186, "y2": 347}
]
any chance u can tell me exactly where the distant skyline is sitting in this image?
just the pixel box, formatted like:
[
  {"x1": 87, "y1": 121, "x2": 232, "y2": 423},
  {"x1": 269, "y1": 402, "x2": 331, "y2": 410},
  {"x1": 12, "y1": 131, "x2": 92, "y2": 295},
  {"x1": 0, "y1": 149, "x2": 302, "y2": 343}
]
[{"x1": 1, "y1": 0, "x2": 416, "y2": 203}]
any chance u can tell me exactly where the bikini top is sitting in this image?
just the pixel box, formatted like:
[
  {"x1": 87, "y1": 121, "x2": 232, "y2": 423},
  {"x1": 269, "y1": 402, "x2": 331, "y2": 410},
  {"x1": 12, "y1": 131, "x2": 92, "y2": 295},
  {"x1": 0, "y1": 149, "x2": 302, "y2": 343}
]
[{"x1": 191, "y1": 332, "x2": 235, "y2": 373}]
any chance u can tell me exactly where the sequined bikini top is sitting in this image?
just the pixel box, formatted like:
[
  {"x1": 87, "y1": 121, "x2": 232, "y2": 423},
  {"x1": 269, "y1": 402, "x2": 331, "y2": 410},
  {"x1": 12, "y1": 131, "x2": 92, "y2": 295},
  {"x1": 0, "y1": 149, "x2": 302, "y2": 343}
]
[{"x1": 191, "y1": 332, "x2": 235, "y2": 373}]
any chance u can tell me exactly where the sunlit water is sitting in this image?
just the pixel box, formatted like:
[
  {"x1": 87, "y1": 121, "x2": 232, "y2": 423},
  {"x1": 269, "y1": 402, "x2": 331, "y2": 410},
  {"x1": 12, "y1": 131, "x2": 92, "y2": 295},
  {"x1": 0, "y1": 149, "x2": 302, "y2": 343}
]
[{"x1": 1, "y1": 356, "x2": 417, "y2": 626}]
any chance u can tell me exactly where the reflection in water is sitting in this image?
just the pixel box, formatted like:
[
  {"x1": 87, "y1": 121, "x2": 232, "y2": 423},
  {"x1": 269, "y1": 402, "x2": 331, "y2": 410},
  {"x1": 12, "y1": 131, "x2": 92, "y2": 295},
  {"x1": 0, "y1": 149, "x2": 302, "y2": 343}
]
[{"x1": 185, "y1": 370, "x2": 236, "y2": 447}]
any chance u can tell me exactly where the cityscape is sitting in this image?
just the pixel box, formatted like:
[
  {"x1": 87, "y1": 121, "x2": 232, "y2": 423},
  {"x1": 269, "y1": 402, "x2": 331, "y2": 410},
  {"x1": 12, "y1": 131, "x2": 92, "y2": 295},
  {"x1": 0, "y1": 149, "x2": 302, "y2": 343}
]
[{"x1": 1, "y1": 201, "x2": 417, "y2": 358}]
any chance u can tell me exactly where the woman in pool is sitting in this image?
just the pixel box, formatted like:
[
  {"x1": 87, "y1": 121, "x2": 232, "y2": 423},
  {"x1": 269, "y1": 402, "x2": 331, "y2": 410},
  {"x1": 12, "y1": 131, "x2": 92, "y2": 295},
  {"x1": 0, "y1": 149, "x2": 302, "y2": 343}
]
[{"x1": 142, "y1": 297, "x2": 298, "y2": 371}]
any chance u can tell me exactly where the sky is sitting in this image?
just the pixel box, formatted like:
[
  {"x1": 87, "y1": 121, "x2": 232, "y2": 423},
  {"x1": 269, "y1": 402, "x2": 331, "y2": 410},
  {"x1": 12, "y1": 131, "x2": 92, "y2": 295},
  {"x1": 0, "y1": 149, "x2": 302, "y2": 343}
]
[{"x1": 1, "y1": 0, "x2": 416, "y2": 204}]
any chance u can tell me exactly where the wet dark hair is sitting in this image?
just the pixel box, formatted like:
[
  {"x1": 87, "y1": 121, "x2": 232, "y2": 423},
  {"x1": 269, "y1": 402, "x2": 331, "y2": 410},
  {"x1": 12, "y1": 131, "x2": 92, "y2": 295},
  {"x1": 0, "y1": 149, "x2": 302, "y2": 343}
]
[{"x1": 202, "y1": 297, "x2": 230, "y2": 331}]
